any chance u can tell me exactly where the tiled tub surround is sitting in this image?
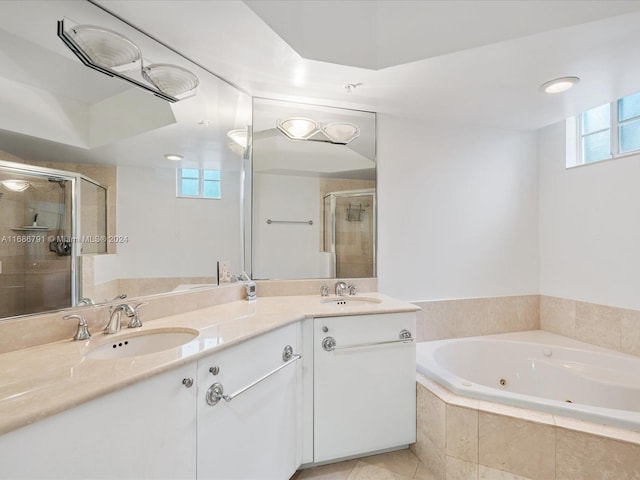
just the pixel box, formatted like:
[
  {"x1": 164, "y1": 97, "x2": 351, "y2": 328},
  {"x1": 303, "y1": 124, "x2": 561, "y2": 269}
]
[
  {"x1": 413, "y1": 295, "x2": 540, "y2": 342},
  {"x1": 0, "y1": 286, "x2": 411, "y2": 436},
  {"x1": 540, "y1": 295, "x2": 640, "y2": 357},
  {"x1": 413, "y1": 375, "x2": 640, "y2": 480}
]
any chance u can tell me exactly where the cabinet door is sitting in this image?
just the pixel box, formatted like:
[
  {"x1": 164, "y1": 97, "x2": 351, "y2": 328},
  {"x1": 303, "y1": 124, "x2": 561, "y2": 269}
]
[
  {"x1": 313, "y1": 313, "x2": 416, "y2": 463},
  {"x1": 0, "y1": 362, "x2": 197, "y2": 479},
  {"x1": 197, "y1": 323, "x2": 301, "y2": 480}
]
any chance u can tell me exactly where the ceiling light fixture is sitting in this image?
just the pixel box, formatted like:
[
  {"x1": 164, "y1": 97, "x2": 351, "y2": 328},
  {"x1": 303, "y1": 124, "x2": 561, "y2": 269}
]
[
  {"x1": 277, "y1": 117, "x2": 319, "y2": 140},
  {"x1": 164, "y1": 154, "x2": 184, "y2": 161},
  {"x1": 540, "y1": 76, "x2": 580, "y2": 94},
  {"x1": 57, "y1": 18, "x2": 199, "y2": 103},
  {"x1": 1, "y1": 179, "x2": 30, "y2": 192}
]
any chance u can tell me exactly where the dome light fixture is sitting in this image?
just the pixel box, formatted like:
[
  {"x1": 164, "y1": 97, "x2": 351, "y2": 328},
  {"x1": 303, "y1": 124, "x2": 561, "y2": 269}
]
[
  {"x1": 540, "y1": 76, "x2": 580, "y2": 94},
  {"x1": 321, "y1": 122, "x2": 360, "y2": 144},
  {"x1": 277, "y1": 117, "x2": 319, "y2": 140}
]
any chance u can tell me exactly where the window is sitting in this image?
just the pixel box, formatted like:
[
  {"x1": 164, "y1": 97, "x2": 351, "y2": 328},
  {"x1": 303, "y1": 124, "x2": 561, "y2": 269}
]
[
  {"x1": 569, "y1": 91, "x2": 640, "y2": 167},
  {"x1": 177, "y1": 168, "x2": 221, "y2": 199}
]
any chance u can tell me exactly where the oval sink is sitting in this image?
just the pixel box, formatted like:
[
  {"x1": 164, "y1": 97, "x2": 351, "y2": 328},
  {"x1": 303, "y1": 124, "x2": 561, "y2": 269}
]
[
  {"x1": 320, "y1": 297, "x2": 382, "y2": 307},
  {"x1": 85, "y1": 328, "x2": 199, "y2": 360}
]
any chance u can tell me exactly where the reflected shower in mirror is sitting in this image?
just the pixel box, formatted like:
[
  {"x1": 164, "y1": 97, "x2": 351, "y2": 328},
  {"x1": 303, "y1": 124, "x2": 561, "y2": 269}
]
[{"x1": 251, "y1": 98, "x2": 376, "y2": 280}]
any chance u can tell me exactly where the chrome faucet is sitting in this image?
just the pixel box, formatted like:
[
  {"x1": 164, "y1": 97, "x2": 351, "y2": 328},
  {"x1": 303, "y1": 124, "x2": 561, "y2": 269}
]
[
  {"x1": 126, "y1": 302, "x2": 148, "y2": 329},
  {"x1": 105, "y1": 304, "x2": 135, "y2": 334},
  {"x1": 335, "y1": 281, "x2": 348, "y2": 296},
  {"x1": 64, "y1": 314, "x2": 91, "y2": 341}
]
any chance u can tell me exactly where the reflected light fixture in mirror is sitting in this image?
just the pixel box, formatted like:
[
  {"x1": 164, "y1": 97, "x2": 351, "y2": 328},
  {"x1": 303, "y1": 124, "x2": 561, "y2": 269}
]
[
  {"x1": 277, "y1": 117, "x2": 318, "y2": 140},
  {"x1": 164, "y1": 154, "x2": 184, "y2": 161},
  {"x1": 1, "y1": 179, "x2": 30, "y2": 192},
  {"x1": 321, "y1": 122, "x2": 360, "y2": 144},
  {"x1": 227, "y1": 129, "x2": 248, "y2": 147},
  {"x1": 539, "y1": 76, "x2": 580, "y2": 94}
]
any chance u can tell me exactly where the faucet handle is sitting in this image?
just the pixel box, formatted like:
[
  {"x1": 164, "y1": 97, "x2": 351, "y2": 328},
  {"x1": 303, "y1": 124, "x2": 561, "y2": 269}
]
[
  {"x1": 320, "y1": 285, "x2": 329, "y2": 297},
  {"x1": 348, "y1": 285, "x2": 357, "y2": 296},
  {"x1": 64, "y1": 314, "x2": 91, "y2": 341},
  {"x1": 127, "y1": 302, "x2": 148, "y2": 329}
]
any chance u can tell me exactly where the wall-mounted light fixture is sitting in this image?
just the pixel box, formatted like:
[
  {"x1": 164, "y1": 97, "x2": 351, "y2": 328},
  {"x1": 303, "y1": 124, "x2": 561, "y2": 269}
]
[
  {"x1": 277, "y1": 118, "x2": 360, "y2": 145},
  {"x1": 1, "y1": 179, "x2": 30, "y2": 192},
  {"x1": 539, "y1": 76, "x2": 580, "y2": 94},
  {"x1": 58, "y1": 18, "x2": 199, "y2": 102}
]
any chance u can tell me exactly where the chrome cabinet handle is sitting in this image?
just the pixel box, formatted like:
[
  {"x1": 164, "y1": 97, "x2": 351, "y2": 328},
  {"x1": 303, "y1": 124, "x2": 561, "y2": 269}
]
[
  {"x1": 182, "y1": 377, "x2": 194, "y2": 388},
  {"x1": 322, "y1": 329, "x2": 414, "y2": 352},
  {"x1": 205, "y1": 345, "x2": 301, "y2": 406}
]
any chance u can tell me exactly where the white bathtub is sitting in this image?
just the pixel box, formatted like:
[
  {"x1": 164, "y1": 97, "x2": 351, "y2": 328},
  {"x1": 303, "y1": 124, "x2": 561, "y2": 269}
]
[{"x1": 416, "y1": 330, "x2": 640, "y2": 432}]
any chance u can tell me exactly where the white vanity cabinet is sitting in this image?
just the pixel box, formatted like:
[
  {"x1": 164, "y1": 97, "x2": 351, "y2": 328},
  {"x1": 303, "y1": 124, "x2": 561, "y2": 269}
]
[
  {"x1": 196, "y1": 323, "x2": 302, "y2": 480},
  {"x1": 0, "y1": 362, "x2": 197, "y2": 479},
  {"x1": 312, "y1": 312, "x2": 416, "y2": 463}
]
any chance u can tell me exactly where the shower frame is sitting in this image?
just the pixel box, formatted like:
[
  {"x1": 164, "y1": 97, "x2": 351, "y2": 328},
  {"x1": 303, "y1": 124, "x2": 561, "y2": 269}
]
[
  {"x1": 323, "y1": 188, "x2": 377, "y2": 278},
  {"x1": 0, "y1": 159, "x2": 107, "y2": 311}
]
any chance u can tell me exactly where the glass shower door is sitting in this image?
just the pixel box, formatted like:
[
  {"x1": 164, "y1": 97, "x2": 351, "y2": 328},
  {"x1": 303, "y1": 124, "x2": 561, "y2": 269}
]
[{"x1": 324, "y1": 189, "x2": 376, "y2": 278}]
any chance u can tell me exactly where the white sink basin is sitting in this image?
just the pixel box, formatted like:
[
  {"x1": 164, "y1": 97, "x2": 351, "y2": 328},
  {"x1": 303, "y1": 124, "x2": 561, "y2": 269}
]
[
  {"x1": 85, "y1": 328, "x2": 199, "y2": 360},
  {"x1": 320, "y1": 296, "x2": 382, "y2": 307}
]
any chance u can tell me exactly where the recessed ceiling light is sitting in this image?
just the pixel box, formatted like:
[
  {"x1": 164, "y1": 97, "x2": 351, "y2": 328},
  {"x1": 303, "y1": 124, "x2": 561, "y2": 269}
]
[
  {"x1": 540, "y1": 76, "x2": 580, "y2": 94},
  {"x1": 164, "y1": 154, "x2": 183, "y2": 161}
]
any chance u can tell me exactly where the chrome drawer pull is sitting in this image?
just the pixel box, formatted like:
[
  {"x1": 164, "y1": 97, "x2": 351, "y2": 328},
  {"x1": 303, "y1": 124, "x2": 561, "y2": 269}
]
[
  {"x1": 205, "y1": 345, "x2": 301, "y2": 406},
  {"x1": 322, "y1": 329, "x2": 414, "y2": 352}
]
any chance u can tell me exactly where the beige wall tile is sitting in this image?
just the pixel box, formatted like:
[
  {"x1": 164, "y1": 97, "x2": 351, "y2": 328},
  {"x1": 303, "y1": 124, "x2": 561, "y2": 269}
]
[
  {"x1": 574, "y1": 302, "x2": 621, "y2": 350},
  {"x1": 487, "y1": 296, "x2": 519, "y2": 335},
  {"x1": 447, "y1": 405, "x2": 478, "y2": 463},
  {"x1": 410, "y1": 434, "x2": 445, "y2": 480},
  {"x1": 515, "y1": 295, "x2": 539, "y2": 331},
  {"x1": 446, "y1": 456, "x2": 478, "y2": 480},
  {"x1": 621, "y1": 308, "x2": 640, "y2": 357},
  {"x1": 540, "y1": 296, "x2": 575, "y2": 337},
  {"x1": 556, "y1": 428, "x2": 640, "y2": 480},
  {"x1": 418, "y1": 300, "x2": 456, "y2": 341},
  {"x1": 478, "y1": 412, "x2": 555, "y2": 480}
]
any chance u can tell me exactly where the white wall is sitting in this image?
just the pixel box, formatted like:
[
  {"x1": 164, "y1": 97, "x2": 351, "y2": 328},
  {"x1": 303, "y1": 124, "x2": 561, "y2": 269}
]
[
  {"x1": 252, "y1": 173, "x2": 323, "y2": 279},
  {"x1": 539, "y1": 121, "x2": 640, "y2": 310},
  {"x1": 111, "y1": 166, "x2": 242, "y2": 279},
  {"x1": 377, "y1": 115, "x2": 539, "y2": 301}
]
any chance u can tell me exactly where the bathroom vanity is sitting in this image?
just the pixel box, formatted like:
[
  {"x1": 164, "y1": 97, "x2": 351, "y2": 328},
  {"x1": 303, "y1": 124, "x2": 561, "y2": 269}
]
[{"x1": 0, "y1": 293, "x2": 417, "y2": 479}]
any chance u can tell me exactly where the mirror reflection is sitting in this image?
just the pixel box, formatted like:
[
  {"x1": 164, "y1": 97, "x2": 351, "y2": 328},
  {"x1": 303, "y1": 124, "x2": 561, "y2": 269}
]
[
  {"x1": 0, "y1": 1, "x2": 250, "y2": 319},
  {"x1": 251, "y1": 98, "x2": 376, "y2": 279}
]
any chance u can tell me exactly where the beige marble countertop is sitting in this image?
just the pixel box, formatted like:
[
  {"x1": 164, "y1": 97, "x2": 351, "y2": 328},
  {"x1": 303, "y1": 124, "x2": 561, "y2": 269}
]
[{"x1": 0, "y1": 293, "x2": 418, "y2": 436}]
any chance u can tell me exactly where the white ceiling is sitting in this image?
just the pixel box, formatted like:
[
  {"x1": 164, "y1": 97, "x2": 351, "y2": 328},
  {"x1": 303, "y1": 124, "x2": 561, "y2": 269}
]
[{"x1": 94, "y1": 1, "x2": 640, "y2": 131}]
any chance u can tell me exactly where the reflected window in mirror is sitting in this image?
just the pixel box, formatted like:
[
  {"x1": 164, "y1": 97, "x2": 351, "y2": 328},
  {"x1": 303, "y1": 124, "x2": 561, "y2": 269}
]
[{"x1": 177, "y1": 168, "x2": 221, "y2": 199}]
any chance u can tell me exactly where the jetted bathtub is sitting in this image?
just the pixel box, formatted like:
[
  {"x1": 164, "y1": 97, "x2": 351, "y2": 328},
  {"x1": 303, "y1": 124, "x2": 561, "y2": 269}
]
[{"x1": 416, "y1": 330, "x2": 640, "y2": 432}]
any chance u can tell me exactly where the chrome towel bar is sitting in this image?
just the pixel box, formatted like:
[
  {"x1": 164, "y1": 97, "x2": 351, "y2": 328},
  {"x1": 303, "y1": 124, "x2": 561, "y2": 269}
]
[
  {"x1": 267, "y1": 219, "x2": 313, "y2": 225},
  {"x1": 322, "y1": 329, "x2": 413, "y2": 352},
  {"x1": 206, "y1": 345, "x2": 301, "y2": 406}
]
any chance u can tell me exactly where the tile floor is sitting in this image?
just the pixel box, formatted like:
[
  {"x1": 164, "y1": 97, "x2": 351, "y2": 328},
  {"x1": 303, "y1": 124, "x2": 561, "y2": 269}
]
[{"x1": 290, "y1": 449, "x2": 435, "y2": 480}]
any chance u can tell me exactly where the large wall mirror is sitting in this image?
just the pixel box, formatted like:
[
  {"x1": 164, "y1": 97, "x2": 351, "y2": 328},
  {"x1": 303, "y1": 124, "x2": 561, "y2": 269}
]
[
  {"x1": 0, "y1": 1, "x2": 250, "y2": 319},
  {"x1": 250, "y1": 98, "x2": 376, "y2": 280}
]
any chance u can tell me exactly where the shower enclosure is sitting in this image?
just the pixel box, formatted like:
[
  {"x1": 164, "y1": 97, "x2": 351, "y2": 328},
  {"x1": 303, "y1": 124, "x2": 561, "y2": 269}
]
[
  {"x1": 0, "y1": 160, "x2": 107, "y2": 317},
  {"x1": 323, "y1": 189, "x2": 376, "y2": 278}
]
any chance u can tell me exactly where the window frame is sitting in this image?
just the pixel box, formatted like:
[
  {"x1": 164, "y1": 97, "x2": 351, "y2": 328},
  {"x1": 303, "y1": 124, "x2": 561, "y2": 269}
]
[
  {"x1": 176, "y1": 168, "x2": 222, "y2": 199},
  {"x1": 571, "y1": 92, "x2": 640, "y2": 168}
]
